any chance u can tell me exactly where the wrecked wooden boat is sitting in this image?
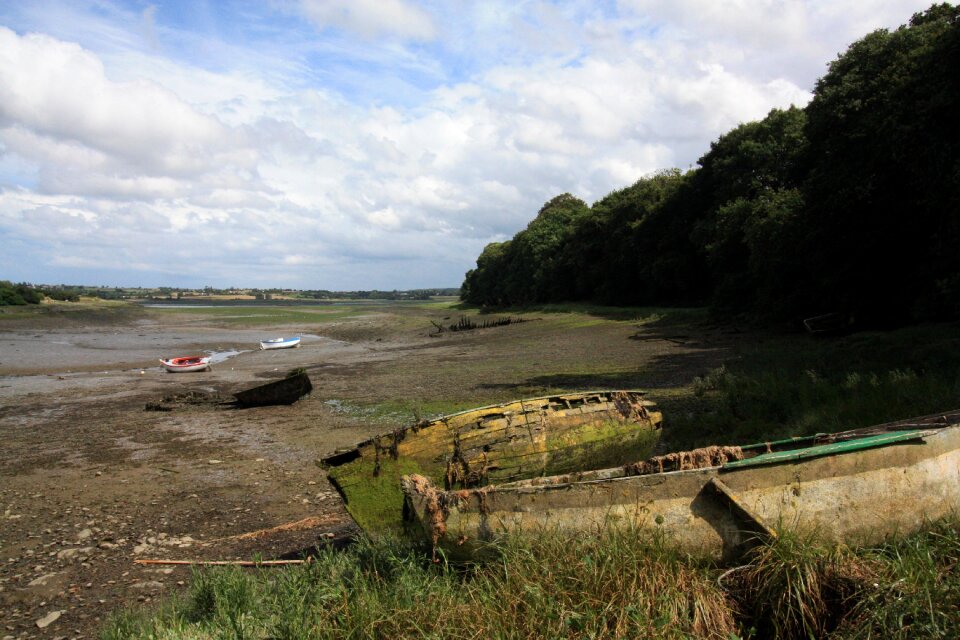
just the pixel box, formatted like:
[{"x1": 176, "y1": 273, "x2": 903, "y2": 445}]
[
  {"x1": 322, "y1": 390, "x2": 663, "y2": 535},
  {"x1": 402, "y1": 410, "x2": 960, "y2": 561},
  {"x1": 803, "y1": 312, "x2": 855, "y2": 336},
  {"x1": 233, "y1": 371, "x2": 312, "y2": 407}
]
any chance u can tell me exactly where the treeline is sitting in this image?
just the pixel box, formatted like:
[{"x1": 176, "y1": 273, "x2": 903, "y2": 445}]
[
  {"x1": 298, "y1": 288, "x2": 460, "y2": 301},
  {"x1": 0, "y1": 284, "x2": 460, "y2": 304},
  {"x1": 462, "y1": 4, "x2": 960, "y2": 326},
  {"x1": 0, "y1": 281, "x2": 45, "y2": 305},
  {"x1": 0, "y1": 281, "x2": 87, "y2": 305}
]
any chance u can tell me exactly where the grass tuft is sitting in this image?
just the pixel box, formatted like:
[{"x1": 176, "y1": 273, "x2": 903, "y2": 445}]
[
  {"x1": 729, "y1": 529, "x2": 879, "y2": 638},
  {"x1": 834, "y1": 516, "x2": 960, "y2": 639}
]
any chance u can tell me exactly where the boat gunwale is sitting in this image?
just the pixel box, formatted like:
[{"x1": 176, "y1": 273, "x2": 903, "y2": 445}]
[
  {"x1": 476, "y1": 431, "x2": 937, "y2": 496},
  {"x1": 401, "y1": 411, "x2": 960, "y2": 561},
  {"x1": 410, "y1": 417, "x2": 958, "y2": 497}
]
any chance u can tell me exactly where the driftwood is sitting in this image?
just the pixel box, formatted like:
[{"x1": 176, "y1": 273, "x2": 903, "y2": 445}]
[
  {"x1": 207, "y1": 514, "x2": 346, "y2": 543},
  {"x1": 134, "y1": 559, "x2": 309, "y2": 567}
]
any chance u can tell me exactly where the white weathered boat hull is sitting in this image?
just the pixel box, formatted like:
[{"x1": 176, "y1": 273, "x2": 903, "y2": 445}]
[
  {"x1": 402, "y1": 413, "x2": 960, "y2": 561},
  {"x1": 259, "y1": 337, "x2": 300, "y2": 350}
]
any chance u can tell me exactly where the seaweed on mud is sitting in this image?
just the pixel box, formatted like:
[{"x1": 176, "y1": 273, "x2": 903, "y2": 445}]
[{"x1": 144, "y1": 390, "x2": 223, "y2": 412}]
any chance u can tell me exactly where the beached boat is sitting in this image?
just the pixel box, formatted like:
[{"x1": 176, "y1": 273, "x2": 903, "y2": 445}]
[
  {"x1": 402, "y1": 411, "x2": 960, "y2": 561},
  {"x1": 234, "y1": 371, "x2": 313, "y2": 407},
  {"x1": 322, "y1": 390, "x2": 663, "y2": 536},
  {"x1": 159, "y1": 356, "x2": 211, "y2": 373},
  {"x1": 803, "y1": 312, "x2": 855, "y2": 336},
  {"x1": 260, "y1": 336, "x2": 300, "y2": 350}
]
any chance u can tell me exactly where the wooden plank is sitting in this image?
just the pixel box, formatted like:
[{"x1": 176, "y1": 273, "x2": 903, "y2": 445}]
[{"x1": 707, "y1": 476, "x2": 778, "y2": 540}]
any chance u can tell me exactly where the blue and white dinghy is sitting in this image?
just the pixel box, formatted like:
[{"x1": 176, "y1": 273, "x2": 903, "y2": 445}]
[{"x1": 259, "y1": 336, "x2": 301, "y2": 350}]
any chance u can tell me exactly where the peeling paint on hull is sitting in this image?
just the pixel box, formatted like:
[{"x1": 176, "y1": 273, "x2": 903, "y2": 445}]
[
  {"x1": 402, "y1": 411, "x2": 960, "y2": 561},
  {"x1": 322, "y1": 390, "x2": 663, "y2": 536}
]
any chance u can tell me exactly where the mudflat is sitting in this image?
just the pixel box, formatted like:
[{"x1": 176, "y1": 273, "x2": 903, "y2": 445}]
[{"x1": 0, "y1": 301, "x2": 733, "y2": 638}]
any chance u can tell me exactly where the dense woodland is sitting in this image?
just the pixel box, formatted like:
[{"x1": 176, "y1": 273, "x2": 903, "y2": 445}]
[{"x1": 461, "y1": 4, "x2": 960, "y2": 327}]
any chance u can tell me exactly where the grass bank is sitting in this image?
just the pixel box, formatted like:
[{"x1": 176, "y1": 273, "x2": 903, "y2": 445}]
[
  {"x1": 0, "y1": 298, "x2": 144, "y2": 327},
  {"x1": 103, "y1": 517, "x2": 960, "y2": 639},
  {"x1": 651, "y1": 321, "x2": 960, "y2": 450}
]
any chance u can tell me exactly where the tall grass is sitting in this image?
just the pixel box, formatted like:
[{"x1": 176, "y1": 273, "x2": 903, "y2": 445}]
[
  {"x1": 834, "y1": 517, "x2": 960, "y2": 639},
  {"x1": 102, "y1": 531, "x2": 735, "y2": 640},
  {"x1": 102, "y1": 519, "x2": 960, "y2": 639},
  {"x1": 729, "y1": 529, "x2": 880, "y2": 638},
  {"x1": 664, "y1": 324, "x2": 960, "y2": 448}
]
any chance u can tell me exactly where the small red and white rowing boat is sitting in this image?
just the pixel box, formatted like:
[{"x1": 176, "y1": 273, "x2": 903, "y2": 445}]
[{"x1": 159, "y1": 356, "x2": 211, "y2": 373}]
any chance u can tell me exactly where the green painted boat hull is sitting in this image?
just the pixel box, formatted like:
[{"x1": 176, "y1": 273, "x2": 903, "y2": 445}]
[
  {"x1": 403, "y1": 411, "x2": 960, "y2": 560},
  {"x1": 322, "y1": 390, "x2": 663, "y2": 536}
]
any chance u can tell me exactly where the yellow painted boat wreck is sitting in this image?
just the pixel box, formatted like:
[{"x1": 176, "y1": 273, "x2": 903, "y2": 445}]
[
  {"x1": 322, "y1": 390, "x2": 663, "y2": 535},
  {"x1": 401, "y1": 410, "x2": 960, "y2": 561}
]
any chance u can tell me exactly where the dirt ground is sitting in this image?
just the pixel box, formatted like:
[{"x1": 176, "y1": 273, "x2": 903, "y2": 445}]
[{"x1": 0, "y1": 303, "x2": 735, "y2": 639}]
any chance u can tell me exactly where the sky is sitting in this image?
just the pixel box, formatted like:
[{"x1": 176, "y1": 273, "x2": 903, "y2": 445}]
[{"x1": 0, "y1": 0, "x2": 935, "y2": 290}]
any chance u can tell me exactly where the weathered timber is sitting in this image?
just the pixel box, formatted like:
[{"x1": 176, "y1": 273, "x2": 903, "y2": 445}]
[
  {"x1": 233, "y1": 371, "x2": 312, "y2": 407},
  {"x1": 402, "y1": 410, "x2": 960, "y2": 561},
  {"x1": 134, "y1": 559, "x2": 308, "y2": 566},
  {"x1": 803, "y1": 312, "x2": 855, "y2": 336},
  {"x1": 321, "y1": 390, "x2": 663, "y2": 536}
]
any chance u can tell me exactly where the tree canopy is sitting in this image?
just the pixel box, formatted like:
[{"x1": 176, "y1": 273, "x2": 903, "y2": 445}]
[
  {"x1": 0, "y1": 281, "x2": 45, "y2": 305},
  {"x1": 461, "y1": 4, "x2": 960, "y2": 327}
]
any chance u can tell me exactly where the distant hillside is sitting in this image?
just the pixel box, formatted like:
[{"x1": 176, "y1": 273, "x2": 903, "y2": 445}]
[{"x1": 1, "y1": 283, "x2": 460, "y2": 305}]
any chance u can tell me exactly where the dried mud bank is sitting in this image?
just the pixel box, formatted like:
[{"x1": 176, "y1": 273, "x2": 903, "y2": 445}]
[{"x1": 0, "y1": 306, "x2": 731, "y2": 638}]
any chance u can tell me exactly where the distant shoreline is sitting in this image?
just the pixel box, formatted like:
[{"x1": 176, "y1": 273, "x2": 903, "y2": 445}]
[{"x1": 138, "y1": 296, "x2": 460, "y2": 307}]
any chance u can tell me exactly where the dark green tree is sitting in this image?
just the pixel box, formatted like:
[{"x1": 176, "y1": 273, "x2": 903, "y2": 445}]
[
  {"x1": 0, "y1": 281, "x2": 44, "y2": 305},
  {"x1": 802, "y1": 4, "x2": 960, "y2": 323},
  {"x1": 461, "y1": 240, "x2": 513, "y2": 306},
  {"x1": 462, "y1": 194, "x2": 588, "y2": 306},
  {"x1": 688, "y1": 107, "x2": 808, "y2": 314},
  {"x1": 575, "y1": 169, "x2": 702, "y2": 305}
]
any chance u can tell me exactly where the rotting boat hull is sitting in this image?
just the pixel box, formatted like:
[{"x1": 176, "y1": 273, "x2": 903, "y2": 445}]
[
  {"x1": 233, "y1": 372, "x2": 313, "y2": 407},
  {"x1": 322, "y1": 390, "x2": 663, "y2": 536},
  {"x1": 402, "y1": 411, "x2": 960, "y2": 561}
]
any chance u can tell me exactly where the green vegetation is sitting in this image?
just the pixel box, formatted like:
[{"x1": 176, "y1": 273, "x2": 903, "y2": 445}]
[
  {"x1": 325, "y1": 456, "x2": 426, "y2": 537},
  {"x1": 847, "y1": 517, "x2": 960, "y2": 638},
  {"x1": 326, "y1": 397, "x2": 476, "y2": 425},
  {"x1": 149, "y1": 305, "x2": 363, "y2": 327},
  {"x1": 0, "y1": 280, "x2": 44, "y2": 305},
  {"x1": 656, "y1": 322, "x2": 960, "y2": 449},
  {"x1": 0, "y1": 283, "x2": 459, "y2": 304},
  {"x1": 102, "y1": 519, "x2": 960, "y2": 639},
  {"x1": 295, "y1": 288, "x2": 460, "y2": 301},
  {"x1": 463, "y1": 4, "x2": 960, "y2": 328},
  {"x1": 102, "y1": 530, "x2": 735, "y2": 639}
]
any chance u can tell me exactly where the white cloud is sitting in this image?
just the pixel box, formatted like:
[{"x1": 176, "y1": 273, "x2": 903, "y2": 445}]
[
  {"x1": 298, "y1": 0, "x2": 436, "y2": 41},
  {"x1": 0, "y1": 0, "x2": 936, "y2": 289},
  {"x1": 0, "y1": 29, "x2": 232, "y2": 172}
]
